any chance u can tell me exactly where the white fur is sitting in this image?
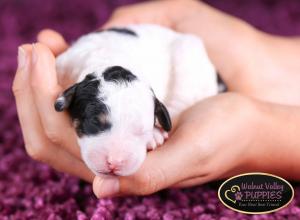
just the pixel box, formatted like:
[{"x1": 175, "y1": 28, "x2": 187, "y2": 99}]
[{"x1": 56, "y1": 24, "x2": 218, "y2": 176}]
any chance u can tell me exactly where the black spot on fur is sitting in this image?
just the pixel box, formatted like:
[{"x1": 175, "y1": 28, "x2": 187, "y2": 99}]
[
  {"x1": 63, "y1": 74, "x2": 111, "y2": 136},
  {"x1": 102, "y1": 66, "x2": 137, "y2": 83},
  {"x1": 105, "y1": 27, "x2": 138, "y2": 37}
]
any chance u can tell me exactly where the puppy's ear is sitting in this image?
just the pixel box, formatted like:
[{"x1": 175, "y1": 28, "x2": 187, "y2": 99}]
[
  {"x1": 54, "y1": 83, "x2": 78, "y2": 112},
  {"x1": 154, "y1": 98, "x2": 172, "y2": 131}
]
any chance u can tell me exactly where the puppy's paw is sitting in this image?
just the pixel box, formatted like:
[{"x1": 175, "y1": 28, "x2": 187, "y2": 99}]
[{"x1": 147, "y1": 127, "x2": 168, "y2": 150}]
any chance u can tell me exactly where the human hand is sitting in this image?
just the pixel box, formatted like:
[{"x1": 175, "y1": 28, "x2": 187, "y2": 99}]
[
  {"x1": 92, "y1": 93, "x2": 262, "y2": 197},
  {"x1": 102, "y1": 0, "x2": 199, "y2": 30},
  {"x1": 12, "y1": 37, "x2": 94, "y2": 182}
]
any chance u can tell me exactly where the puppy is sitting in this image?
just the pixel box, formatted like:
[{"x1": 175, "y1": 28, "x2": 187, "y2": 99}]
[{"x1": 55, "y1": 24, "x2": 218, "y2": 176}]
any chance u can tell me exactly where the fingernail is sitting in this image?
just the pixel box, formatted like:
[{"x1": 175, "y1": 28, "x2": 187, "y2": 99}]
[
  {"x1": 17, "y1": 47, "x2": 27, "y2": 69},
  {"x1": 94, "y1": 176, "x2": 119, "y2": 198},
  {"x1": 31, "y1": 43, "x2": 38, "y2": 64}
]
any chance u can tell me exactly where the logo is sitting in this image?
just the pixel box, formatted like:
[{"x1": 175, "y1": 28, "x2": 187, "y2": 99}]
[{"x1": 218, "y1": 172, "x2": 294, "y2": 214}]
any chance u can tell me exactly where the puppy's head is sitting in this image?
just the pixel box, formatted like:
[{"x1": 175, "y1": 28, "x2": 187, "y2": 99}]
[{"x1": 55, "y1": 66, "x2": 171, "y2": 176}]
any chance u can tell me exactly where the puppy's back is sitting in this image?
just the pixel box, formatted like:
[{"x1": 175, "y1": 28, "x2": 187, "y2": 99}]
[{"x1": 56, "y1": 24, "x2": 179, "y2": 100}]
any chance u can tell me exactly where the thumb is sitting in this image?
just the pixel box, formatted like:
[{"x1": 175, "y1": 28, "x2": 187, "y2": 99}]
[
  {"x1": 30, "y1": 43, "x2": 81, "y2": 159},
  {"x1": 93, "y1": 127, "x2": 194, "y2": 198},
  {"x1": 37, "y1": 29, "x2": 68, "y2": 56}
]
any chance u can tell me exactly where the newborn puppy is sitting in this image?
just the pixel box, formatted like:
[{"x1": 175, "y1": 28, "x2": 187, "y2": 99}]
[{"x1": 55, "y1": 24, "x2": 218, "y2": 176}]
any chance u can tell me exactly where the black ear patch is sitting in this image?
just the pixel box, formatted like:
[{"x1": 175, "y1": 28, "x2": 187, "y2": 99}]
[
  {"x1": 54, "y1": 73, "x2": 111, "y2": 136},
  {"x1": 54, "y1": 83, "x2": 77, "y2": 112},
  {"x1": 103, "y1": 66, "x2": 137, "y2": 83},
  {"x1": 154, "y1": 98, "x2": 172, "y2": 132}
]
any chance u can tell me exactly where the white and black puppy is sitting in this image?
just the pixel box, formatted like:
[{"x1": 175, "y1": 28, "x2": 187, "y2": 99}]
[{"x1": 54, "y1": 24, "x2": 218, "y2": 176}]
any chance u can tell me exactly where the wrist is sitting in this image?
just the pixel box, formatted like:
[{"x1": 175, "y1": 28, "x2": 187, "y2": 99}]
[
  {"x1": 245, "y1": 101, "x2": 300, "y2": 180},
  {"x1": 231, "y1": 96, "x2": 265, "y2": 171},
  {"x1": 199, "y1": 93, "x2": 265, "y2": 178},
  {"x1": 170, "y1": 1, "x2": 263, "y2": 87},
  {"x1": 237, "y1": 99, "x2": 270, "y2": 169}
]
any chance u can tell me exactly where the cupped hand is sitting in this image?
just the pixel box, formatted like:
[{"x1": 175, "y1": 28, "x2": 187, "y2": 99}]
[
  {"x1": 13, "y1": 33, "x2": 94, "y2": 182},
  {"x1": 92, "y1": 93, "x2": 261, "y2": 197}
]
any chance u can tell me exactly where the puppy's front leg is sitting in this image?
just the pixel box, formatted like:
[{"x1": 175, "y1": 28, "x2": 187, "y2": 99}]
[{"x1": 147, "y1": 127, "x2": 169, "y2": 150}]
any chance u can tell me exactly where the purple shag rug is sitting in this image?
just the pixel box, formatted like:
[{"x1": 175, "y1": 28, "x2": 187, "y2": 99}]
[{"x1": 1, "y1": 0, "x2": 300, "y2": 219}]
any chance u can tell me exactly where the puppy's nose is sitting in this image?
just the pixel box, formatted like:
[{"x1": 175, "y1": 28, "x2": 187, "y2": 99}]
[{"x1": 107, "y1": 155, "x2": 126, "y2": 171}]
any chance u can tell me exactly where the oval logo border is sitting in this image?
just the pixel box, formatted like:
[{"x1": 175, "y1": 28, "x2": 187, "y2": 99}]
[{"x1": 218, "y1": 172, "x2": 294, "y2": 215}]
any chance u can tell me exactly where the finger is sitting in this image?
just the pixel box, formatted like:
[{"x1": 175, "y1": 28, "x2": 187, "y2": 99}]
[
  {"x1": 102, "y1": 7, "x2": 136, "y2": 29},
  {"x1": 37, "y1": 29, "x2": 68, "y2": 56},
  {"x1": 172, "y1": 169, "x2": 228, "y2": 188},
  {"x1": 42, "y1": 143, "x2": 94, "y2": 182},
  {"x1": 172, "y1": 175, "x2": 213, "y2": 188},
  {"x1": 93, "y1": 126, "x2": 196, "y2": 198},
  {"x1": 102, "y1": 1, "x2": 173, "y2": 29},
  {"x1": 102, "y1": 19, "x2": 137, "y2": 29},
  {"x1": 30, "y1": 43, "x2": 81, "y2": 159},
  {"x1": 13, "y1": 45, "x2": 94, "y2": 182}
]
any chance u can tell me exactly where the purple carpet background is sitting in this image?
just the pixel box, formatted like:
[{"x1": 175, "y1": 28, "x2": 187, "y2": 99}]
[{"x1": 1, "y1": 0, "x2": 300, "y2": 219}]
